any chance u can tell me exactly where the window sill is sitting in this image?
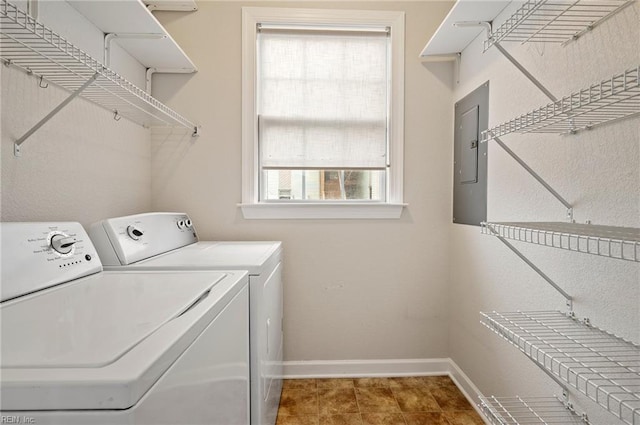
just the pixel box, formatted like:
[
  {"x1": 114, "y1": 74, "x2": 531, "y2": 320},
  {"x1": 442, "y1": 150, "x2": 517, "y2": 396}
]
[{"x1": 239, "y1": 202, "x2": 407, "y2": 219}]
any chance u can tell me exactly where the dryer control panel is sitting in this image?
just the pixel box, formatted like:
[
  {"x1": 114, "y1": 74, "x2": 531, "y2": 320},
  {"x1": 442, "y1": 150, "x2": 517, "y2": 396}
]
[
  {"x1": 89, "y1": 212, "x2": 198, "y2": 266},
  {"x1": 1, "y1": 222, "x2": 102, "y2": 302}
]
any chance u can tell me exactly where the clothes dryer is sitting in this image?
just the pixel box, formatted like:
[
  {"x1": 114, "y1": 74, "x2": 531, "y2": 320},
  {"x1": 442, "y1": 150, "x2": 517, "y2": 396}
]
[
  {"x1": 0, "y1": 222, "x2": 250, "y2": 425},
  {"x1": 89, "y1": 212, "x2": 283, "y2": 425}
]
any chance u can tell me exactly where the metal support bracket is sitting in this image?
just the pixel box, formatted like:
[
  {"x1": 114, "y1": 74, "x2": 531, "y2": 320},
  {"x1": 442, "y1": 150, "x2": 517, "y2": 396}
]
[
  {"x1": 455, "y1": 21, "x2": 560, "y2": 103},
  {"x1": 492, "y1": 41, "x2": 557, "y2": 103},
  {"x1": 487, "y1": 225, "x2": 574, "y2": 313},
  {"x1": 456, "y1": 20, "x2": 584, "y2": 133},
  {"x1": 145, "y1": 67, "x2": 197, "y2": 94},
  {"x1": 489, "y1": 132, "x2": 574, "y2": 221},
  {"x1": 557, "y1": 391, "x2": 591, "y2": 424},
  {"x1": 104, "y1": 33, "x2": 166, "y2": 67},
  {"x1": 14, "y1": 73, "x2": 99, "y2": 157}
]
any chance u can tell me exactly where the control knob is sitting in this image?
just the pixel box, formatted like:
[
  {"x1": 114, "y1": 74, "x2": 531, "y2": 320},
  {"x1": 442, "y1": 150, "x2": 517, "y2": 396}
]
[
  {"x1": 127, "y1": 225, "x2": 144, "y2": 240},
  {"x1": 51, "y1": 234, "x2": 77, "y2": 254}
]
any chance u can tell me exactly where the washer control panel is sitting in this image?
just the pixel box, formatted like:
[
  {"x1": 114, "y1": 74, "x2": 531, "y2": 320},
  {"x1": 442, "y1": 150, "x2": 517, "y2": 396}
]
[
  {"x1": 1, "y1": 222, "x2": 102, "y2": 302},
  {"x1": 89, "y1": 212, "x2": 198, "y2": 266}
]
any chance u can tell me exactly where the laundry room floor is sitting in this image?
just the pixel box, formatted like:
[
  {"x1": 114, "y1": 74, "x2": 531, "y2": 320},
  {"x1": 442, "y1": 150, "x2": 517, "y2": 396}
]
[{"x1": 276, "y1": 376, "x2": 485, "y2": 425}]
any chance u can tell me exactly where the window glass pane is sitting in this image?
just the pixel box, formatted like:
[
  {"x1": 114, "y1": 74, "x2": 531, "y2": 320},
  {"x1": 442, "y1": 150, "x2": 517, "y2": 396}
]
[{"x1": 262, "y1": 170, "x2": 385, "y2": 201}]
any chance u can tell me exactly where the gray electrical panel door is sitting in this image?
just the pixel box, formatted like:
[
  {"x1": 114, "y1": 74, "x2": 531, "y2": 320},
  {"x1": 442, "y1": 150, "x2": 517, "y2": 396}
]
[{"x1": 453, "y1": 82, "x2": 488, "y2": 226}]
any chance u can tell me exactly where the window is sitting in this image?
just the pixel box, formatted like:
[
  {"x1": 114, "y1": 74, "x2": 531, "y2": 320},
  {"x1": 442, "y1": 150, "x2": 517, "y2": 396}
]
[{"x1": 241, "y1": 8, "x2": 405, "y2": 219}]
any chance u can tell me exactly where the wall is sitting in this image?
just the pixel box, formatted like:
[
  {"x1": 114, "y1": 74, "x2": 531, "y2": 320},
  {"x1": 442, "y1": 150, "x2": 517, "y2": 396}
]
[
  {"x1": 1, "y1": 1, "x2": 151, "y2": 226},
  {"x1": 151, "y1": 1, "x2": 455, "y2": 362},
  {"x1": 449, "y1": 3, "x2": 639, "y2": 424}
]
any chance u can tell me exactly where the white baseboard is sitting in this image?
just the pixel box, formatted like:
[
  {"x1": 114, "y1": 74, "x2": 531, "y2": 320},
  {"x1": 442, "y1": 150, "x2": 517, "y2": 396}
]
[
  {"x1": 282, "y1": 358, "x2": 489, "y2": 424},
  {"x1": 283, "y1": 358, "x2": 452, "y2": 378}
]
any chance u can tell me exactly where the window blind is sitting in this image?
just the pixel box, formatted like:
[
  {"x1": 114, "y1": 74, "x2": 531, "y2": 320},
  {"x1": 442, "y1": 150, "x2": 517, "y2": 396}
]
[{"x1": 257, "y1": 26, "x2": 390, "y2": 170}]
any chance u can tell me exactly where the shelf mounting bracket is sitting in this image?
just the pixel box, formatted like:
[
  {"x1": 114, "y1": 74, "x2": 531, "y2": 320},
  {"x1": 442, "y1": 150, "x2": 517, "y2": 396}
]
[
  {"x1": 486, "y1": 224, "x2": 574, "y2": 313},
  {"x1": 455, "y1": 20, "x2": 558, "y2": 103},
  {"x1": 481, "y1": 22, "x2": 583, "y2": 134},
  {"x1": 104, "y1": 33, "x2": 166, "y2": 67},
  {"x1": 489, "y1": 131, "x2": 574, "y2": 222},
  {"x1": 14, "y1": 72, "x2": 100, "y2": 157},
  {"x1": 558, "y1": 391, "x2": 590, "y2": 424},
  {"x1": 491, "y1": 40, "x2": 557, "y2": 103}
]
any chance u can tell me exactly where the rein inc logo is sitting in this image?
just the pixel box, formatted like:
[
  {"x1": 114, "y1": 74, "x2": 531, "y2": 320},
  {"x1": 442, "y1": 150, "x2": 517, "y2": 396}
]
[{"x1": 1, "y1": 417, "x2": 35, "y2": 424}]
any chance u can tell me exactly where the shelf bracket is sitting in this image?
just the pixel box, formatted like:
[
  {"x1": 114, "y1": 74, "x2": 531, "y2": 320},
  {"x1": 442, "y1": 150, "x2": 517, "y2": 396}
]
[
  {"x1": 492, "y1": 41, "x2": 557, "y2": 103},
  {"x1": 456, "y1": 20, "x2": 558, "y2": 103},
  {"x1": 104, "y1": 33, "x2": 166, "y2": 67},
  {"x1": 489, "y1": 131, "x2": 574, "y2": 222},
  {"x1": 145, "y1": 67, "x2": 197, "y2": 94},
  {"x1": 558, "y1": 391, "x2": 590, "y2": 424},
  {"x1": 486, "y1": 224, "x2": 574, "y2": 313},
  {"x1": 14, "y1": 72, "x2": 100, "y2": 157}
]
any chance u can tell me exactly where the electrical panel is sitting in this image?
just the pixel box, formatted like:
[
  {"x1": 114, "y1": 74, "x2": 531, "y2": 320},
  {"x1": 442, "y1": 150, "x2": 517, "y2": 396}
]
[{"x1": 453, "y1": 82, "x2": 488, "y2": 226}]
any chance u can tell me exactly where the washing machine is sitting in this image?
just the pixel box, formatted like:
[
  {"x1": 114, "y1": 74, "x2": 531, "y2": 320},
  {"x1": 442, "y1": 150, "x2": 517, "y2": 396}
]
[
  {"x1": 89, "y1": 212, "x2": 283, "y2": 425},
  {"x1": 0, "y1": 222, "x2": 250, "y2": 425}
]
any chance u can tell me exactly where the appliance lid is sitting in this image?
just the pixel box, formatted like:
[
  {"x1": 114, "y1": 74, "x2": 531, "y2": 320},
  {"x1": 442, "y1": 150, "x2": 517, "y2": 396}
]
[
  {"x1": 0, "y1": 269, "x2": 247, "y2": 411},
  {"x1": 1, "y1": 271, "x2": 222, "y2": 368},
  {"x1": 127, "y1": 241, "x2": 282, "y2": 273}
]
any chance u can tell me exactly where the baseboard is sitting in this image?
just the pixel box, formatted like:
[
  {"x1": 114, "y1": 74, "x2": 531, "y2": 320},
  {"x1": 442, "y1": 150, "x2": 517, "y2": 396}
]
[
  {"x1": 282, "y1": 358, "x2": 489, "y2": 423},
  {"x1": 282, "y1": 358, "x2": 452, "y2": 378}
]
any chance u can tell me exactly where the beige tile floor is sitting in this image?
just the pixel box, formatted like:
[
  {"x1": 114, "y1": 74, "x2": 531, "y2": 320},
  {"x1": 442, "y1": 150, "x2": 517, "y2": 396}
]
[{"x1": 276, "y1": 376, "x2": 486, "y2": 425}]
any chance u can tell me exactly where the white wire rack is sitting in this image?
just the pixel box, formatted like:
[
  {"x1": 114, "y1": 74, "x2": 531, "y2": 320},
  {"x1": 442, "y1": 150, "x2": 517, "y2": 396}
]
[
  {"x1": 479, "y1": 396, "x2": 587, "y2": 424},
  {"x1": 480, "y1": 66, "x2": 640, "y2": 142},
  {"x1": 484, "y1": 0, "x2": 635, "y2": 51},
  {"x1": 0, "y1": 0, "x2": 197, "y2": 132},
  {"x1": 482, "y1": 222, "x2": 640, "y2": 262},
  {"x1": 481, "y1": 311, "x2": 640, "y2": 425}
]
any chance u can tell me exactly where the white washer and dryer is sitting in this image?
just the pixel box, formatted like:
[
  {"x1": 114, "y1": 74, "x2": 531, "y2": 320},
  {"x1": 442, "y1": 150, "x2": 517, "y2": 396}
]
[
  {"x1": 89, "y1": 212, "x2": 284, "y2": 425},
  {"x1": 0, "y1": 222, "x2": 250, "y2": 425}
]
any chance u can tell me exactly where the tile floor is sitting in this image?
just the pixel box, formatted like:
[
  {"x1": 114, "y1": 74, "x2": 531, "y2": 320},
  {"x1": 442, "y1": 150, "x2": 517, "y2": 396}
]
[{"x1": 276, "y1": 376, "x2": 485, "y2": 425}]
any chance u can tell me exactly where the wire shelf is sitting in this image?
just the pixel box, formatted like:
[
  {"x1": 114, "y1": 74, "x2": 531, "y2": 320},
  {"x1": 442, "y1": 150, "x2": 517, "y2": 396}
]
[
  {"x1": 0, "y1": 0, "x2": 197, "y2": 132},
  {"x1": 482, "y1": 222, "x2": 640, "y2": 262},
  {"x1": 479, "y1": 396, "x2": 586, "y2": 424},
  {"x1": 480, "y1": 66, "x2": 640, "y2": 141},
  {"x1": 481, "y1": 311, "x2": 640, "y2": 425},
  {"x1": 484, "y1": 0, "x2": 635, "y2": 51}
]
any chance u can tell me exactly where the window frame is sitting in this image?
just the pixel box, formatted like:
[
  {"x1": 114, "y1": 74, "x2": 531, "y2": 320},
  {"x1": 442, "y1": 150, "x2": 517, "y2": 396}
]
[{"x1": 241, "y1": 7, "x2": 406, "y2": 219}]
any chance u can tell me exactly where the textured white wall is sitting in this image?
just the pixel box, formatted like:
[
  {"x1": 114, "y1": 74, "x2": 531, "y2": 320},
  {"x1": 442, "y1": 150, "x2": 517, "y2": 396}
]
[
  {"x1": 1, "y1": 2, "x2": 152, "y2": 226},
  {"x1": 151, "y1": 1, "x2": 455, "y2": 361},
  {"x1": 450, "y1": 2, "x2": 639, "y2": 424}
]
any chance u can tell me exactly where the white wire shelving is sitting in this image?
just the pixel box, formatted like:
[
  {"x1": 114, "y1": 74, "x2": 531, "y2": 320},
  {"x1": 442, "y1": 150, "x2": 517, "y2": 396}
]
[
  {"x1": 484, "y1": 0, "x2": 635, "y2": 51},
  {"x1": 482, "y1": 221, "x2": 640, "y2": 262},
  {"x1": 480, "y1": 66, "x2": 640, "y2": 142},
  {"x1": 0, "y1": 0, "x2": 198, "y2": 144},
  {"x1": 479, "y1": 396, "x2": 587, "y2": 424},
  {"x1": 481, "y1": 311, "x2": 640, "y2": 425}
]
